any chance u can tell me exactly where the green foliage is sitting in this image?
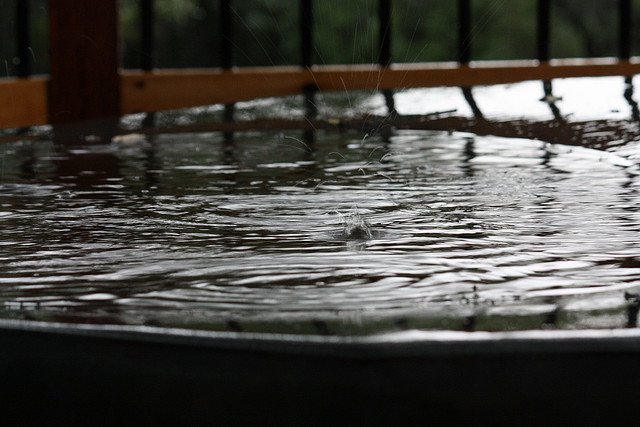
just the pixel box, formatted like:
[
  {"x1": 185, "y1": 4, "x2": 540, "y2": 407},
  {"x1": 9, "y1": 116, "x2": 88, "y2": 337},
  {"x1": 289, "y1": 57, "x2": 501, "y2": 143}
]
[
  {"x1": 314, "y1": 0, "x2": 379, "y2": 64},
  {"x1": 121, "y1": 0, "x2": 301, "y2": 68},
  {"x1": 0, "y1": 0, "x2": 48, "y2": 76},
  {"x1": 393, "y1": 0, "x2": 457, "y2": 62},
  {"x1": 0, "y1": 0, "x2": 637, "y2": 75},
  {"x1": 471, "y1": 0, "x2": 537, "y2": 60},
  {"x1": 552, "y1": 0, "x2": 618, "y2": 58}
]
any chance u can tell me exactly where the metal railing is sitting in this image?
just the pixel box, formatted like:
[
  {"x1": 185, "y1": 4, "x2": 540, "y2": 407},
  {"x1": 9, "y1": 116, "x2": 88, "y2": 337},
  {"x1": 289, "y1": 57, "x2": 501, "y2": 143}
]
[{"x1": 1, "y1": 0, "x2": 639, "y2": 129}]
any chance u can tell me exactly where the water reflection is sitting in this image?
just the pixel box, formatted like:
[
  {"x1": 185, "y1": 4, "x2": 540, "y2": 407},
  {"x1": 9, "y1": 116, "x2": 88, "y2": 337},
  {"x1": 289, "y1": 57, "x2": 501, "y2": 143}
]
[
  {"x1": 461, "y1": 135, "x2": 475, "y2": 177},
  {"x1": 540, "y1": 80, "x2": 563, "y2": 121},
  {"x1": 16, "y1": 143, "x2": 37, "y2": 180},
  {"x1": 461, "y1": 87, "x2": 484, "y2": 120},
  {"x1": 382, "y1": 89, "x2": 396, "y2": 116},
  {"x1": 303, "y1": 84, "x2": 318, "y2": 144},
  {"x1": 623, "y1": 76, "x2": 640, "y2": 122}
]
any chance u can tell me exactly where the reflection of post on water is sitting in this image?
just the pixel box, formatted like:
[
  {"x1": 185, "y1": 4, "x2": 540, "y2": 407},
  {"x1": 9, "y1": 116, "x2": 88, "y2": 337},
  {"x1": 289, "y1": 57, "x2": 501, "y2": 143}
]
[
  {"x1": 540, "y1": 80, "x2": 563, "y2": 121},
  {"x1": 461, "y1": 87, "x2": 483, "y2": 120},
  {"x1": 623, "y1": 77, "x2": 640, "y2": 122},
  {"x1": 48, "y1": 117, "x2": 172, "y2": 194},
  {"x1": 50, "y1": 119, "x2": 123, "y2": 192}
]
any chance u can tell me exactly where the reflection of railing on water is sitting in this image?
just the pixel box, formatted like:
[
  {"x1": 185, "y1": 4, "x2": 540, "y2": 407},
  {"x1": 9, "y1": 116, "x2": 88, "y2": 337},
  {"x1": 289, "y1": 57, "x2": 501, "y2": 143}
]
[{"x1": 0, "y1": 0, "x2": 639, "y2": 130}]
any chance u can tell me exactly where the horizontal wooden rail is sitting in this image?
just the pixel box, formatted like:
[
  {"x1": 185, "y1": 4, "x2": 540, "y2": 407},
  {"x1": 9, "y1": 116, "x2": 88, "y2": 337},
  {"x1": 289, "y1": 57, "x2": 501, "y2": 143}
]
[
  {"x1": 0, "y1": 77, "x2": 48, "y2": 128},
  {"x1": 121, "y1": 58, "x2": 640, "y2": 114},
  {"x1": 2, "y1": 58, "x2": 640, "y2": 129}
]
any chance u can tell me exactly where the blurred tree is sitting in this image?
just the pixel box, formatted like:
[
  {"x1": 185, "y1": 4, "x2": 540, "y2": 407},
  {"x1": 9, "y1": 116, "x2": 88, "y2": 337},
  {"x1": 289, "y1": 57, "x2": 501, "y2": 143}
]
[
  {"x1": 0, "y1": 2, "x2": 16, "y2": 76},
  {"x1": 393, "y1": 0, "x2": 457, "y2": 62},
  {"x1": 232, "y1": 0, "x2": 298, "y2": 66},
  {"x1": 0, "y1": 0, "x2": 48, "y2": 77},
  {"x1": 1, "y1": 0, "x2": 637, "y2": 75},
  {"x1": 314, "y1": 0, "x2": 379, "y2": 64},
  {"x1": 471, "y1": 0, "x2": 537, "y2": 60},
  {"x1": 553, "y1": 0, "x2": 618, "y2": 58}
]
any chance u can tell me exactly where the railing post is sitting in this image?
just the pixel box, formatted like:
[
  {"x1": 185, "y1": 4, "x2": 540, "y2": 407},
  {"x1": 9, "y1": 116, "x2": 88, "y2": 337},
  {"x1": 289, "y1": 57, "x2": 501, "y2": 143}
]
[
  {"x1": 221, "y1": 0, "x2": 234, "y2": 70},
  {"x1": 537, "y1": 0, "x2": 560, "y2": 119},
  {"x1": 16, "y1": 0, "x2": 31, "y2": 78},
  {"x1": 458, "y1": 0, "x2": 481, "y2": 119},
  {"x1": 620, "y1": 0, "x2": 635, "y2": 120},
  {"x1": 458, "y1": 0, "x2": 471, "y2": 64},
  {"x1": 379, "y1": 0, "x2": 395, "y2": 116},
  {"x1": 300, "y1": 0, "x2": 314, "y2": 68},
  {"x1": 537, "y1": 0, "x2": 550, "y2": 63},
  {"x1": 378, "y1": 0, "x2": 392, "y2": 66},
  {"x1": 140, "y1": 0, "x2": 156, "y2": 128},
  {"x1": 141, "y1": 0, "x2": 155, "y2": 71},
  {"x1": 300, "y1": 0, "x2": 317, "y2": 143},
  {"x1": 619, "y1": 0, "x2": 632, "y2": 61},
  {"x1": 220, "y1": 0, "x2": 235, "y2": 141},
  {"x1": 48, "y1": 0, "x2": 121, "y2": 123}
]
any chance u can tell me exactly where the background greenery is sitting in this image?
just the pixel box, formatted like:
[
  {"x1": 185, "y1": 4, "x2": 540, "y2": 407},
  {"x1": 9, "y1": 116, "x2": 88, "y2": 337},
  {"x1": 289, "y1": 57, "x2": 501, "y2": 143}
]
[{"x1": 0, "y1": 0, "x2": 636, "y2": 76}]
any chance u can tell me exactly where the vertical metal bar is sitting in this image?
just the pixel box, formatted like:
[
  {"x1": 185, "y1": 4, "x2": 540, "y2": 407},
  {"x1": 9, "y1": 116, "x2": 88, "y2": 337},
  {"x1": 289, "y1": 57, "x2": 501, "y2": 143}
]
[
  {"x1": 378, "y1": 0, "x2": 392, "y2": 66},
  {"x1": 300, "y1": 0, "x2": 317, "y2": 142},
  {"x1": 379, "y1": 0, "x2": 395, "y2": 116},
  {"x1": 300, "y1": 0, "x2": 314, "y2": 68},
  {"x1": 462, "y1": 87, "x2": 483, "y2": 119},
  {"x1": 458, "y1": 0, "x2": 471, "y2": 64},
  {"x1": 220, "y1": 0, "x2": 235, "y2": 141},
  {"x1": 140, "y1": 0, "x2": 156, "y2": 128},
  {"x1": 458, "y1": 1, "x2": 477, "y2": 121},
  {"x1": 624, "y1": 3, "x2": 637, "y2": 128},
  {"x1": 537, "y1": 0, "x2": 555, "y2": 116},
  {"x1": 16, "y1": 0, "x2": 31, "y2": 78},
  {"x1": 619, "y1": 0, "x2": 632, "y2": 60},
  {"x1": 141, "y1": 0, "x2": 155, "y2": 71},
  {"x1": 537, "y1": 0, "x2": 550, "y2": 62},
  {"x1": 221, "y1": 0, "x2": 234, "y2": 70},
  {"x1": 623, "y1": 76, "x2": 640, "y2": 121}
]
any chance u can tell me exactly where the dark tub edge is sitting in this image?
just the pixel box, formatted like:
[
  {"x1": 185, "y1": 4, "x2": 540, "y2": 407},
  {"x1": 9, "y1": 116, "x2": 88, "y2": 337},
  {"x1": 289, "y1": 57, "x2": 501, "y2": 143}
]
[
  {"x1": 2, "y1": 318, "x2": 640, "y2": 358},
  {"x1": 3, "y1": 319, "x2": 640, "y2": 424}
]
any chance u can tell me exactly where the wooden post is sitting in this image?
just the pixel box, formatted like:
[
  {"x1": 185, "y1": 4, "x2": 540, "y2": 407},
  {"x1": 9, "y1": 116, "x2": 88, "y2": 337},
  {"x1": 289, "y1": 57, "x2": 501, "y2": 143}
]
[{"x1": 48, "y1": 0, "x2": 121, "y2": 123}]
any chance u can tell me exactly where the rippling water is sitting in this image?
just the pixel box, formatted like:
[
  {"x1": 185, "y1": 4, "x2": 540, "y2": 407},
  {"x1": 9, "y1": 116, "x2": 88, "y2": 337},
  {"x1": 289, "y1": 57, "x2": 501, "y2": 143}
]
[{"x1": 2, "y1": 128, "x2": 640, "y2": 334}]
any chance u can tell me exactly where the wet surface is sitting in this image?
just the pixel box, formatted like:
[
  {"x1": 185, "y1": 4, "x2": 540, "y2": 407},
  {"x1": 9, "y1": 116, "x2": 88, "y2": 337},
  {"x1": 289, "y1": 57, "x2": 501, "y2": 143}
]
[{"x1": 1, "y1": 77, "x2": 640, "y2": 335}]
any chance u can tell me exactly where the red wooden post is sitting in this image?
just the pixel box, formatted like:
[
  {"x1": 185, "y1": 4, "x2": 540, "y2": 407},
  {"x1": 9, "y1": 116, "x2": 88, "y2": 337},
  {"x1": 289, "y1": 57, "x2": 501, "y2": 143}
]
[{"x1": 48, "y1": 0, "x2": 121, "y2": 123}]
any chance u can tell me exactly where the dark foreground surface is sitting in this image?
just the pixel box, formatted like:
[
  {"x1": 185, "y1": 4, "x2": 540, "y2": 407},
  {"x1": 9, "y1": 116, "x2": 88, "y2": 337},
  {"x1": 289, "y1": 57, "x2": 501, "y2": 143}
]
[{"x1": 2, "y1": 320, "x2": 640, "y2": 425}]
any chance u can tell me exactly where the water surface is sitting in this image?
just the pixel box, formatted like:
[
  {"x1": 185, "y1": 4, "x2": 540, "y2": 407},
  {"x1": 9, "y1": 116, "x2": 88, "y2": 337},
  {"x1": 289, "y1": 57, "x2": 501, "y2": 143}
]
[{"x1": 1, "y1": 127, "x2": 640, "y2": 334}]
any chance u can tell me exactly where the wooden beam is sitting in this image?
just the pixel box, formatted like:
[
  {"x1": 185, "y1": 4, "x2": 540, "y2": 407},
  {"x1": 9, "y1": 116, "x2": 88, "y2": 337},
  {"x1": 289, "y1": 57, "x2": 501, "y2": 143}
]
[
  {"x1": 48, "y1": 0, "x2": 121, "y2": 123},
  {"x1": 0, "y1": 77, "x2": 48, "y2": 128},
  {"x1": 2, "y1": 57, "x2": 640, "y2": 129},
  {"x1": 121, "y1": 58, "x2": 640, "y2": 114}
]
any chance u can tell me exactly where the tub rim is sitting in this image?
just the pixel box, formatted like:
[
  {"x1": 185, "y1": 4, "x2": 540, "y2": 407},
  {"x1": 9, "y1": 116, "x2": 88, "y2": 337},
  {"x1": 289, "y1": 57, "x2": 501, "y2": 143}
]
[{"x1": 2, "y1": 318, "x2": 640, "y2": 358}]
